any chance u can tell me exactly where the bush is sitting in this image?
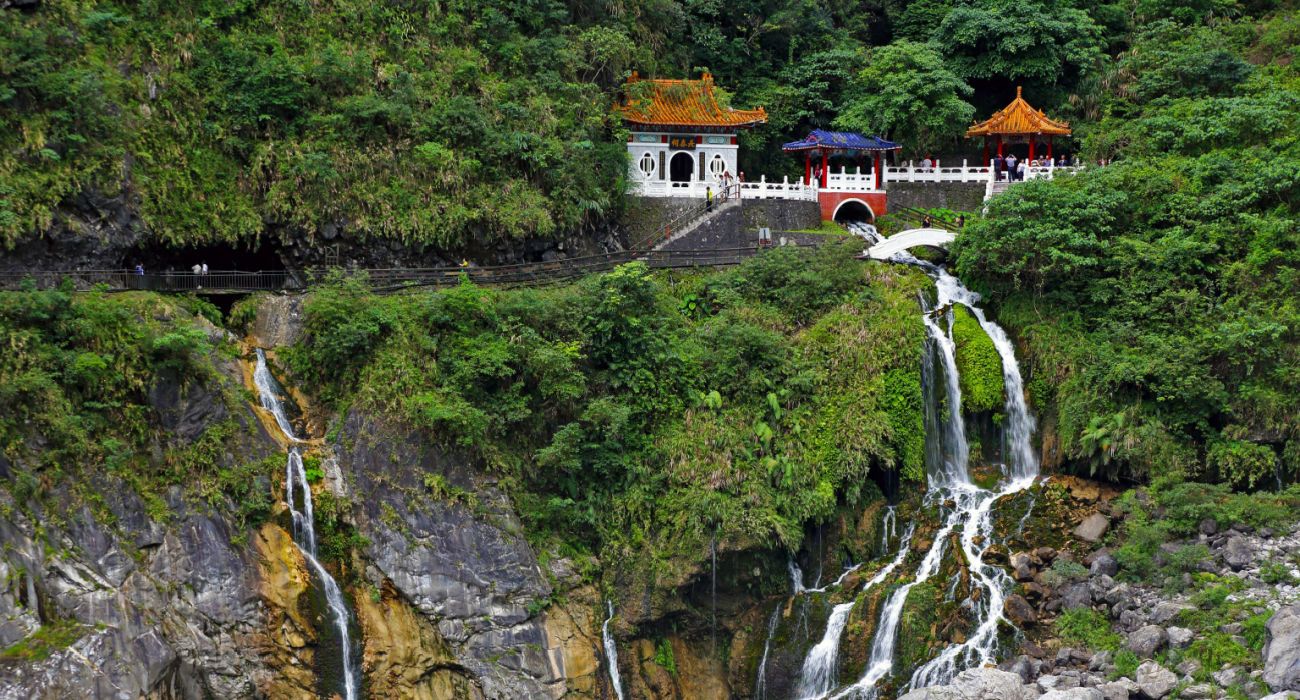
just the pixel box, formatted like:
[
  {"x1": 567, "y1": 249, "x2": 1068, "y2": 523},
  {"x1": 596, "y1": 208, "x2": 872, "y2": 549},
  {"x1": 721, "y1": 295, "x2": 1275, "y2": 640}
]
[
  {"x1": 1111, "y1": 649, "x2": 1139, "y2": 679},
  {"x1": 949, "y1": 305, "x2": 1005, "y2": 415},
  {"x1": 1055, "y1": 608, "x2": 1122, "y2": 651}
]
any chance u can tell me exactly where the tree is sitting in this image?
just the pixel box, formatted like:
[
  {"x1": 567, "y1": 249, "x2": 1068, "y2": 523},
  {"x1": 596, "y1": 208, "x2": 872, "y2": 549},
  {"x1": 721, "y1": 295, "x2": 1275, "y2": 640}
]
[
  {"x1": 935, "y1": 0, "x2": 1104, "y2": 86},
  {"x1": 834, "y1": 41, "x2": 974, "y2": 156}
]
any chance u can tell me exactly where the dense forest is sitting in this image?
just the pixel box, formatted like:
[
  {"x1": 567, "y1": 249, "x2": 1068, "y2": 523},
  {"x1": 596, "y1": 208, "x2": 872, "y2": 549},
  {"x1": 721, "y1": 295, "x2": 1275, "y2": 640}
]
[
  {"x1": 2, "y1": 1, "x2": 1300, "y2": 698},
  {"x1": 4, "y1": 0, "x2": 1291, "y2": 255}
]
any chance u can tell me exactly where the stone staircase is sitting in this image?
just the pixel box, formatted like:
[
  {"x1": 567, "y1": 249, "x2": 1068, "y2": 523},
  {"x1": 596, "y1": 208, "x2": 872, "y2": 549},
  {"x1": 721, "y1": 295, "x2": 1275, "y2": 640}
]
[{"x1": 651, "y1": 197, "x2": 740, "y2": 251}]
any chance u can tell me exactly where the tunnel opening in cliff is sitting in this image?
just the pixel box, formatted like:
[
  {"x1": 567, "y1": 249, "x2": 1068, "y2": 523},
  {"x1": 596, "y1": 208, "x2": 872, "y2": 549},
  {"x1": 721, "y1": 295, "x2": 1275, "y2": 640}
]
[{"x1": 125, "y1": 236, "x2": 287, "y2": 274}]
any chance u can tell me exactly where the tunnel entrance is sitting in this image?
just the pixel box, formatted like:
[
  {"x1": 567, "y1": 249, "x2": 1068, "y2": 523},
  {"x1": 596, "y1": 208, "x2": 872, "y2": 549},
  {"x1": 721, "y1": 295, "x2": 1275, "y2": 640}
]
[
  {"x1": 125, "y1": 237, "x2": 286, "y2": 274},
  {"x1": 833, "y1": 200, "x2": 875, "y2": 224}
]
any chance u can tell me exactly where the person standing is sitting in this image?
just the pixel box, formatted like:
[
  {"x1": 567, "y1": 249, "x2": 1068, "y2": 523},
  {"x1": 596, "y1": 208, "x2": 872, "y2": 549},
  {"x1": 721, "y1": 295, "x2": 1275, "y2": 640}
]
[
  {"x1": 706, "y1": 186, "x2": 713, "y2": 211},
  {"x1": 1005, "y1": 153, "x2": 1018, "y2": 181},
  {"x1": 1017, "y1": 159, "x2": 1027, "y2": 181}
]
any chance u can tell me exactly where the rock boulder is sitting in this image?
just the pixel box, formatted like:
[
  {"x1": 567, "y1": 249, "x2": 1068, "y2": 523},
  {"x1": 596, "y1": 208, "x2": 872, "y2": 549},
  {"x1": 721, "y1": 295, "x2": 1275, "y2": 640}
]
[
  {"x1": 1265, "y1": 606, "x2": 1300, "y2": 691},
  {"x1": 1136, "y1": 661, "x2": 1177, "y2": 699},
  {"x1": 1074, "y1": 513, "x2": 1111, "y2": 543},
  {"x1": 1126, "y1": 625, "x2": 1168, "y2": 658}
]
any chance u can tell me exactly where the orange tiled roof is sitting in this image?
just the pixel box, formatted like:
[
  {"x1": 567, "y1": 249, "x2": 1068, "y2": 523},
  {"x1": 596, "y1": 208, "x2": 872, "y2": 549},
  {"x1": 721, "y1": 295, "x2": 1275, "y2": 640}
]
[
  {"x1": 966, "y1": 86, "x2": 1072, "y2": 137},
  {"x1": 616, "y1": 72, "x2": 767, "y2": 129}
]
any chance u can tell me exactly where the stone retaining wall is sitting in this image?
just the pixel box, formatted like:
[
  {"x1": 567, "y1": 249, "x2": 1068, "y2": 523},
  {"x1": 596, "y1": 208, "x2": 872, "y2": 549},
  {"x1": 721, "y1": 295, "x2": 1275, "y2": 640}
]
[{"x1": 884, "y1": 181, "x2": 986, "y2": 213}]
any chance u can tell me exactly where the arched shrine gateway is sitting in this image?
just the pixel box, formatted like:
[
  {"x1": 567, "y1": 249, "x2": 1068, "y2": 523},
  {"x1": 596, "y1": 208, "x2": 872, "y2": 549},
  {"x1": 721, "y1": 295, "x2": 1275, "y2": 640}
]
[{"x1": 618, "y1": 74, "x2": 1079, "y2": 220}]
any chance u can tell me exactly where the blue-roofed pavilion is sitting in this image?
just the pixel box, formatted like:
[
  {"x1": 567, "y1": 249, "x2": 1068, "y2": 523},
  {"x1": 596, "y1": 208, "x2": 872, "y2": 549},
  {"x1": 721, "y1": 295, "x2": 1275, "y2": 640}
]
[{"x1": 782, "y1": 130, "x2": 901, "y2": 189}]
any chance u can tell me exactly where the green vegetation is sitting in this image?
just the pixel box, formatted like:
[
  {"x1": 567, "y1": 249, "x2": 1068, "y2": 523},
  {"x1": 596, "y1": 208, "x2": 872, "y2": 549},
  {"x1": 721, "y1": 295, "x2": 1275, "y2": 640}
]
[
  {"x1": 286, "y1": 243, "x2": 930, "y2": 567},
  {"x1": 1111, "y1": 477, "x2": 1300, "y2": 588},
  {"x1": 652, "y1": 638, "x2": 678, "y2": 677},
  {"x1": 7, "y1": 0, "x2": 1276, "y2": 254},
  {"x1": 1054, "y1": 608, "x2": 1121, "y2": 652},
  {"x1": 951, "y1": 9, "x2": 1300, "y2": 486},
  {"x1": 897, "y1": 581, "x2": 943, "y2": 671},
  {"x1": 949, "y1": 305, "x2": 1004, "y2": 415},
  {"x1": 0, "y1": 620, "x2": 87, "y2": 661},
  {"x1": 0, "y1": 286, "x2": 277, "y2": 533}
]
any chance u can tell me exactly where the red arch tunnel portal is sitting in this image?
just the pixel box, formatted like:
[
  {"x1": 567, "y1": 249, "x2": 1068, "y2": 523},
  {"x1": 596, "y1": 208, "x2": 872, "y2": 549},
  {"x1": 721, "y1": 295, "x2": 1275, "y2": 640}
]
[{"x1": 782, "y1": 130, "x2": 900, "y2": 224}]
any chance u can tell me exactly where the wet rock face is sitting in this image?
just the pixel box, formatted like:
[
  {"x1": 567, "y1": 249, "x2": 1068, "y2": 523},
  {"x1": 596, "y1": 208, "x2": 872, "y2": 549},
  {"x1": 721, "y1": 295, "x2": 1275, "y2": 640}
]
[
  {"x1": 0, "y1": 359, "x2": 306, "y2": 700},
  {"x1": 0, "y1": 489, "x2": 306, "y2": 699},
  {"x1": 248, "y1": 294, "x2": 305, "y2": 348},
  {"x1": 335, "y1": 409, "x2": 584, "y2": 699}
]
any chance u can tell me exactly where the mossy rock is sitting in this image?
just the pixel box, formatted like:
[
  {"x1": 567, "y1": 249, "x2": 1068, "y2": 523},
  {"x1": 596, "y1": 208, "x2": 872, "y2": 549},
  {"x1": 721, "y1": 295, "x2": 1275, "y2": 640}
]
[
  {"x1": 951, "y1": 305, "x2": 1005, "y2": 415},
  {"x1": 896, "y1": 580, "x2": 943, "y2": 672}
]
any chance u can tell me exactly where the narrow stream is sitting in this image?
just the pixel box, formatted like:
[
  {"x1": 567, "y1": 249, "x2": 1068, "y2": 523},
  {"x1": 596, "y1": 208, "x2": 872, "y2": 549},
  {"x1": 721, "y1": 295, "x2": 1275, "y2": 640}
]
[{"x1": 253, "y1": 349, "x2": 360, "y2": 700}]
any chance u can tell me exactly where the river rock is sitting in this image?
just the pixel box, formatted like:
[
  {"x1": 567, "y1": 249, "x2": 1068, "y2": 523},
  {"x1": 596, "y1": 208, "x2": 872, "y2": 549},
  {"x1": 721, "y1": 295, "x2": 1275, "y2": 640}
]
[
  {"x1": 1150, "y1": 601, "x2": 1193, "y2": 625},
  {"x1": 1012, "y1": 552, "x2": 1037, "y2": 582},
  {"x1": 1181, "y1": 683, "x2": 1218, "y2": 699},
  {"x1": 899, "y1": 668, "x2": 1038, "y2": 700},
  {"x1": 1090, "y1": 552, "x2": 1119, "y2": 578},
  {"x1": 1099, "y1": 679, "x2": 1136, "y2": 700},
  {"x1": 1126, "y1": 625, "x2": 1168, "y2": 658},
  {"x1": 1167, "y1": 626, "x2": 1194, "y2": 649},
  {"x1": 1006, "y1": 594, "x2": 1038, "y2": 625},
  {"x1": 1136, "y1": 660, "x2": 1177, "y2": 699},
  {"x1": 1041, "y1": 690, "x2": 1105, "y2": 700},
  {"x1": 1059, "y1": 582, "x2": 1094, "y2": 610},
  {"x1": 1224, "y1": 536, "x2": 1254, "y2": 570},
  {"x1": 1074, "y1": 513, "x2": 1111, "y2": 543},
  {"x1": 1265, "y1": 606, "x2": 1300, "y2": 691},
  {"x1": 1261, "y1": 693, "x2": 1300, "y2": 699},
  {"x1": 1212, "y1": 667, "x2": 1241, "y2": 687}
]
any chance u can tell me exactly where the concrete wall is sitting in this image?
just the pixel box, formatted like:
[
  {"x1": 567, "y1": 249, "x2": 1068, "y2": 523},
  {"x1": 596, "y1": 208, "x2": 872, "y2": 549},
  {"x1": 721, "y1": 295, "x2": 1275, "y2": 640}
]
[
  {"x1": 884, "y1": 181, "x2": 986, "y2": 213},
  {"x1": 623, "y1": 197, "x2": 820, "y2": 250}
]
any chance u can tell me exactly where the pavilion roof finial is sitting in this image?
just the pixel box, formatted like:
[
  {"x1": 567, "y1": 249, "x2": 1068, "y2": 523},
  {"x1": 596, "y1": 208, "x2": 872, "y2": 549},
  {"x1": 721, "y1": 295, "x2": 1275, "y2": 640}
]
[{"x1": 1017, "y1": 85, "x2": 1023, "y2": 98}]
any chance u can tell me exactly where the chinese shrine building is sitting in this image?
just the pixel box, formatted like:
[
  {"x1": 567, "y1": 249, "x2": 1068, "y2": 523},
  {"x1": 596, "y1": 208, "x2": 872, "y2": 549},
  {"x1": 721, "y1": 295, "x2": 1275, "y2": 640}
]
[
  {"x1": 966, "y1": 86, "x2": 1072, "y2": 163},
  {"x1": 616, "y1": 72, "x2": 766, "y2": 198}
]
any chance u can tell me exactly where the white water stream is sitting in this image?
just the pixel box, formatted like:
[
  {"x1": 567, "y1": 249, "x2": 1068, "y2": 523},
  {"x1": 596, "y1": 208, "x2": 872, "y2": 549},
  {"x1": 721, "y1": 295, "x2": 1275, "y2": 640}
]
[
  {"x1": 602, "y1": 602, "x2": 625, "y2": 700},
  {"x1": 794, "y1": 521, "x2": 916, "y2": 700},
  {"x1": 796, "y1": 238, "x2": 1040, "y2": 699},
  {"x1": 253, "y1": 350, "x2": 359, "y2": 700}
]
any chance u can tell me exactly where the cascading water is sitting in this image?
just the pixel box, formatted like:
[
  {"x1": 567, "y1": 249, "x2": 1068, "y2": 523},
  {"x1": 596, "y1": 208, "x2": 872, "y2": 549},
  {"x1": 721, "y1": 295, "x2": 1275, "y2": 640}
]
[
  {"x1": 817, "y1": 239, "x2": 1040, "y2": 698},
  {"x1": 880, "y1": 506, "x2": 897, "y2": 553},
  {"x1": 602, "y1": 602, "x2": 625, "y2": 700},
  {"x1": 754, "y1": 606, "x2": 782, "y2": 700},
  {"x1": 794, "y1": 523, "x2": 915, "y2": 700},
  {"x1": 253, "y1": 349, "x2": 359, "y2": 700}
]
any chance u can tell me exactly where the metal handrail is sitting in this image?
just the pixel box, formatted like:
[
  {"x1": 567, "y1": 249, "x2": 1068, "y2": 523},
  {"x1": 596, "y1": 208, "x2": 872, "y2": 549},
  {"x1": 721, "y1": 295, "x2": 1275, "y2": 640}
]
[
  {"x1": 892, "y1": 205, "x2": 962, "y2": 232},
  {"x1": 0, "y1": 240, "x2": 825, "y2": 294},
  {"x1": 628, "y1": 183, "x2": 742, "y2": 251}
]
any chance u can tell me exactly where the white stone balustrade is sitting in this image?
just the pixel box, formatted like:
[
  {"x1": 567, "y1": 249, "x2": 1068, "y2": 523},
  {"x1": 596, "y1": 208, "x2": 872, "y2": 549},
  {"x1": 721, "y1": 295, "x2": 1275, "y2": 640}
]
[{"x1": 628, "y1": 160, "x2": 1085, "y2": 200}]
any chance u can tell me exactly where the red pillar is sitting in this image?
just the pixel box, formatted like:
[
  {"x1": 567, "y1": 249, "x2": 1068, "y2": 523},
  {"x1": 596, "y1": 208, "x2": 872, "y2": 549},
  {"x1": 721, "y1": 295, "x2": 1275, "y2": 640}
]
[
  {"x1": 874, "y1": 152, "x2": 882, "y2": 190},
  {"x1": 997, "y1": 135, "x2": 1004, "y2": 156},
  {"x1": 820, "y1": 149, "x2": 829, "y2": 188},
  {"x1": 1048, "y1": 137, "x2": 1054, "y2": 159},
  {"x1": 804, "y1": 152, "x2": 811, "y2": 185},
  {"x1": 1029, "y1": 138, "x2": 1036, "y2": 162}
]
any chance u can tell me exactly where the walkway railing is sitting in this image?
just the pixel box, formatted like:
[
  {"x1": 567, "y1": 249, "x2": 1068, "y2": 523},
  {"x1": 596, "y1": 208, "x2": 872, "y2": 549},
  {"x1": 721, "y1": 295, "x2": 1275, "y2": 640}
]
[
  {"x1": 628, "y1": 183, "x2": 741, "y2": 251},
  {"x1": 0, "y1": 243, "x2": 821, "y2": 294}
]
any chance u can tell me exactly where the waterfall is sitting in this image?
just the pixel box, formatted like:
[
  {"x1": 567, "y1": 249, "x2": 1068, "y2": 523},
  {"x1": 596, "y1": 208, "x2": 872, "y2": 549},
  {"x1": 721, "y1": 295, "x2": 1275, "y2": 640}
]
[
  {"x1": 789, "y1": 559, "x2": 806, "y2": 595},
  {"x1": 793, "y1": 523, "x2": 915, "y2": 700},
  {"x1": 603, "y1": 602, "x2": 625, "y2": 700},
  {"x1": 253, "y1": 350, "x2": 359, "y2": 700},
  {"x1": 881, "y1": 505, "x2": 897, "y2": 553},
  {"x1": 754, "y1": 606, "x2": 781, "y2": 700},
  {"x1": 817, "y1": 245, "x2": 1040, "y2": 698}
]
